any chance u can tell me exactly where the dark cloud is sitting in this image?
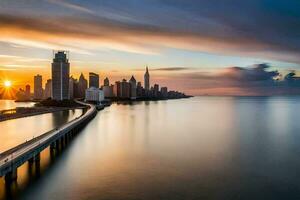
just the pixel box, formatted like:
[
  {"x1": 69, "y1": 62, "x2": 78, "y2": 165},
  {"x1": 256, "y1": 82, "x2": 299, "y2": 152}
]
[
  {"x1": 0, "y1": 1, "x2": 300, "y2": 62},
  {"x1": 172, "y1": 63, "x2": 300, "y2": 95}
]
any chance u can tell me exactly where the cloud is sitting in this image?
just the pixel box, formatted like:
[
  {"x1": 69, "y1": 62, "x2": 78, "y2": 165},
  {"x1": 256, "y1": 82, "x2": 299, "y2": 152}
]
[
  {"x1": 152, "y1": 67, "x2": 192, "y2": 71},
  {"x1": 0, "y1": 0, "x2": 300, "y2": 62},
  {"x1": 164, "y1": 63, "x2": 300, "y2": 95}
]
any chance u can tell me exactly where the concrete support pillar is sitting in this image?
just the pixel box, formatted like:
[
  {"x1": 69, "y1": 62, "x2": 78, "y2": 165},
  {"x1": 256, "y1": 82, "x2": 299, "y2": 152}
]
[
  {"x1": 50, "y1": 142, "x2": 56, "y2": 150},
  {"x1": 29, "y1": 153, "x2": 40, "y2": 163},
  {"x1": 56, "y1": 140, "x2": 60, "y2": 150},
  {"x1": 5, "y1": 168, "x2": 17, "y2": 183}
]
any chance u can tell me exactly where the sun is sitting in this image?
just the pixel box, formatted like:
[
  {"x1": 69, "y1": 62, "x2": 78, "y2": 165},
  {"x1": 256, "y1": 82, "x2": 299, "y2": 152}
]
[{"x1": 4, "y1": 80, "x2": 12, "y2": 88}]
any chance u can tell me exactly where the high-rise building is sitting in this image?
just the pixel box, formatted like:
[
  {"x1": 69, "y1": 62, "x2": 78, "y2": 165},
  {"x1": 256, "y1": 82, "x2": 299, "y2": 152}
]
[
  {"x1": 34, "y1": 74, "x2": 43, "y2": 100},
  {"x1": 120, "y1": 79, "x2": 130, "y2": 99},
  {"x1": 89, "y1": 72, "x2": 99, "y2": 88},
  {"x1": 154, "y1": 84, "x2": 159, "y2": 97},
  {"x1": 25, "y1": 84, "x2": 31, "y2": 99},
  {"x1": 78, "y1": 73, "x2": 88, "y2": 98},
  {"x1": 129, "y1": 75, "x2": 137, "y2": 99},
  {"x1": 136, "y1": 82, "x2": 143, "y2": 97},
  {"x1": 161, "y1": 87, "x2": 168, "y2": 98},
  {"x1": 113, "y1": 81, "x2": 121, "y2": 97},
  {"x1": 103, "y1": 85, "x2": 114, "y2": 98},
  {"x1": 51, "y1": 51, "x2": 70, "y2": 100},
  {"x1": 103, "y1": 77, "x2": 109, "y2": 87},
  {"x1": 44, "y1": 79, "x2": 52, "y2": 99},
  {"x1": 69, "y1": 77, "x2": 76, "y2": 99},
  {"x1": 144, "y1": 66, "x2": 150, "y2": 90}
]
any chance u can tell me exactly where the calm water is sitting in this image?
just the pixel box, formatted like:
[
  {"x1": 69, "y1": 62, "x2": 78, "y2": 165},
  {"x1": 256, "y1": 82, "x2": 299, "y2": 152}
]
[
  {"x1": 2, "y1": 96, "x2": 300, "y2": 200},
  {"x1": 0, "y1": 100, "x2": 34, "y2": 110}
]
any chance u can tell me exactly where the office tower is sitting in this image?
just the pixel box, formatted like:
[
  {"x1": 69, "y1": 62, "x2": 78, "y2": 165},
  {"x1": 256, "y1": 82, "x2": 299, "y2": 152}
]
[
  {"x1": 113, "y1": 81, "x2": 121, "y2": 98},
  {"x1": 129, "y1": 75, "x2": 137, "y2": 99},
  {"x1": 34, "y1": 74, "x2": 43, "y2": 100},
  {"x1": 103, "y1": 77, "x2": 109, "y2": 87},
  {"x1": 51, "y1": 51, "x2": 70, "y2": 100},
  {"x1": 25, "y1": 84, "x2": 30, "y2": 99},
  {"x1": 144, "y1": 66, "x2": 150, "y2": 90},
  {"x1": 78, "y1": 73, "x2": 88, "y2": 98},
  {"x1": 161, "y1": 87, "x2": 168, "y2": 98},
  {"x1": 44, "y1": 79, "x2": 52, "y2": 99},
  {"x1": 103, "y1": 85, "x2": 114, "y2": 98},
  {"x1": 136, "y1": 82, "x2": 143, "y2": 97},
  {"x1": 120, "y1": 79, "x2": 130, "y2": 99},
  {"x1": 154, "y1": 84, "x2": 159, "y2": 97},
  {"x1": 89, "y1": 72, "x2": 99, "y2": 88},
  {"x1": 69, "y1": 77, "x2": 76, "y2": 99}
]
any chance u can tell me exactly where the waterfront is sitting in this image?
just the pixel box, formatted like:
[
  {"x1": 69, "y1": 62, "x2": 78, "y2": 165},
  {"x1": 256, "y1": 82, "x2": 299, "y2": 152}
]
[
  {"x1": 2, "y1": 96, "x2": 300, "y2": 199},
  {"x1": 0, "y1": 100, "x2": 34, "y2": 111}
]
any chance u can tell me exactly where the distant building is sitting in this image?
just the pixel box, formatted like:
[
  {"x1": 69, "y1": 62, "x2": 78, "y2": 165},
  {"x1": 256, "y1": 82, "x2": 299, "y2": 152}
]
[
  {"x1": 89, "y1": 72, "x2": 99, "y2": 88},
  {"x1": 144, "y1": 66, "x2": 150, "y2": 90},
  {"x1": 34, "y1": 74, "x2": 43, "y2": 100},
  {"x1": 69, "y1": 77, "x2": 76, "y2": 99},
  {"x1": 44, "y1": 79, "x2": 52, "y2": 99},
  {"x1": 51, "y1": 51, "x2": 70, "y2": 100},
  {"x1": 136, "y1": 82, "x2": 143, "y2": 97},
  {"x1": 103, "y1": 77, "x2": 109, "y2": 87},
  {"x1": 16, "y1": 88, "x2": 27, "y2": 101},
  {"x1": 120, "y1": 79, "x2": 130, "y2": 99},
  {"x1": 129, "y1": 75, "x2": 137, "y2": 99},
  {"x1": 25, "y1": 84, "x2": 31, "y2": 99},
  {"x1": 154, "y1": 84, "x2": 159, "y2": 97},
  {"x1": 85, "y1": 87, "x2": 104, "y2": 102},
  {"x1": 161, "y1": 87, "x2": 168, "y2": 98},
  {"x1": 78, "y1": 73, "x2": 88, "y2": 98},
  {"x1": 103, "y1": 85, "x2": 114, "y2": 98},
  {"x1": 113, "y1": 81, "x2": 121, "y2": 97}
]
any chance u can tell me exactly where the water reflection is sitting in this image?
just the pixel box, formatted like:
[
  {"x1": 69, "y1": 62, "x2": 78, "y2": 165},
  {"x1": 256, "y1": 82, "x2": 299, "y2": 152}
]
[
  {"x1": 0, "y1": 100, "x2": 34, "y2": 111},
  {"x1": 0, "y1": 109, "x2": 83, "y2": 153},
  {"x1": 2, "y1": 97, "x2": 300, "y2": 199}
]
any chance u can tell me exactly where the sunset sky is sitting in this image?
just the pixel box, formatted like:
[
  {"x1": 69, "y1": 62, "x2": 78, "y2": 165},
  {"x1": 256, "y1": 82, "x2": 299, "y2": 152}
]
[{"x1": 0, "y1": 0, "x2": 300, "y2": 95}]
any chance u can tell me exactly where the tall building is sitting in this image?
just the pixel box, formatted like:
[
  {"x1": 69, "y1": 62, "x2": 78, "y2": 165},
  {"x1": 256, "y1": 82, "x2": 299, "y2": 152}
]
[
  {"x1": 25, "y1": 84, "x2": 30, "y2": 99},
  {"x1": 103, "y1": 85, "x2": 114, "y2": 98},
  {"x1": 34, "y1": 74, "x2": 43, "y2": 100},
  {"x1": 161, "y1": 87, "x2": 168, "y2": 98},
  {"x1": 136, "y1": 82, "x2": 143, "y2": 97},
  {"x1": 120, "y1": 79, "x2": 130, "y2": 99},
  {"x1": 69, "y1": 77, "x2": 76, "y2": 99},
  {"x1": 113, "y1": 81, "x2": 121, "y2": 97},
  {"x1": 51, "y1": 51, "x2": 70, "y2": 100},
  {"x1": 129, "y1": 75, "x2": 137, "y2": 99},
  {"x1": 44, "y1": 79, "x2": 52, "y2": 99},
  {"x1": 144, "y1": 66, "x2": 150, "y2": 90},
  {"x1": 154, "y1": 84, "x2": 159, "y2": 97},
  {"x1": 78, "y1": 73, "x2": 88, "y2": 98},
  {"x1": 103, "y1": 77, "x2": 109, "y2": 87},
  {"x1": 89, "y1": 72, "x2": 99, "y2": 88}
]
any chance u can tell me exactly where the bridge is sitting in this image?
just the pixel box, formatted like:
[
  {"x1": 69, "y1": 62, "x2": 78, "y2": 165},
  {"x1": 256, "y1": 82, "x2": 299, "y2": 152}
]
[{"x1": 0, "y1": 101, "x2": 97, "y2": 183}]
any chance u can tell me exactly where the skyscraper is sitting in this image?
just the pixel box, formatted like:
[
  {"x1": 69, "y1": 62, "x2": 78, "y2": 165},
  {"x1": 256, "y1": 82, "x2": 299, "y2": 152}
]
[
  {"x1": 78, "y1": 73, "x2": 88, "y2": 98},
  {"x1": 25, "y1": 84, "x2": 30, "y2": 99},
  {"x1": 34, "y1": 74, "x2": 43, "y2": 100},
  {"x1": 103, "y1": 77, "x2": 109, "y2": 87},
  {"x1": 51, "y1": 51, "x2": 70, "y2": 100},
  {"x1": 44, "y1": 79, "x2": 52, "y2": 99},
  {"x1": 89, "y1": 72, "x2": 99, "y2": 88},
  {"x1": 144, "y1": 66, "x2": 150, "y2": 90},
  {"x1": 129, "y1": 75, "x2": 137, "y2": 99}
]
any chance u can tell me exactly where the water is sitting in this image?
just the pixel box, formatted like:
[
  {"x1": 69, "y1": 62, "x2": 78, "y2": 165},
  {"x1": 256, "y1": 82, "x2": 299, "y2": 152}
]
[
  {"x1": 2, "y1": 96, "x2": 300, "y2": 200},
  {"x1": 0, "y1": 100, "x2": 34, "y2": 110}
]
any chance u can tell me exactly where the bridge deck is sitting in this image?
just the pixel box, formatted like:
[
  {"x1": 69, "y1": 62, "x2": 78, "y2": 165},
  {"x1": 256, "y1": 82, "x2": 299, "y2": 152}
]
[{"x1": 0, "y1": 102, "x2": 96, "y2": 178}]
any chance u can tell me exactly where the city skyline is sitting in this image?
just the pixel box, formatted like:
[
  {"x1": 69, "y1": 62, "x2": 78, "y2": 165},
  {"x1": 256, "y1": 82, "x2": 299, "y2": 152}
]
[{"x1": 1, "y1": 1, "x2": 300, "y2": 96}]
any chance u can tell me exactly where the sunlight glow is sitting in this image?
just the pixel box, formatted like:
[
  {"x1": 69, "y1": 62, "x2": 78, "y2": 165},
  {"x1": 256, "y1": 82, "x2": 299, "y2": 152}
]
[{"x1": 4, "y1": 80, "x2": 12, "y2": 88}]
